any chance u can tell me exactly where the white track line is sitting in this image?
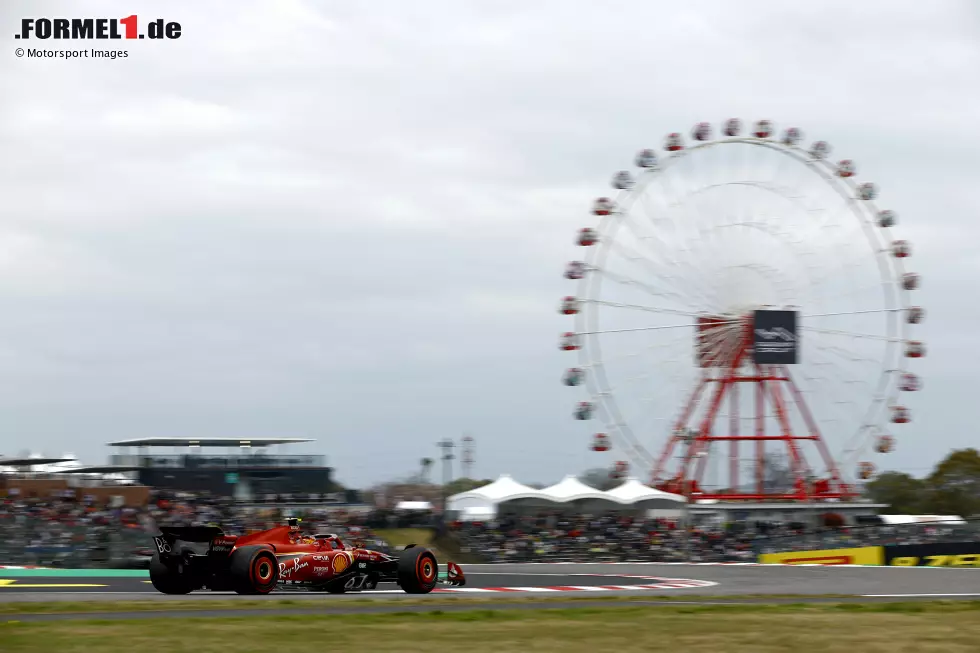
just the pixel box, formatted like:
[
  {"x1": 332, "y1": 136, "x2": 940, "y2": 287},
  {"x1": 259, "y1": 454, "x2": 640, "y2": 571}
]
[
  {"x1": 861, "y1": 593, "x2": 980, "y2": 598},
  {"x1": 461, "y1": 562, "x2": 980, "y2": 569}
]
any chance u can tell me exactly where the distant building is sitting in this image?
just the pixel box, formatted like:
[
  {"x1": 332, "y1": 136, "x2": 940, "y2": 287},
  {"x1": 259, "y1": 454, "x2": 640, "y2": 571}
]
[{"x1": 106, "y1": 437, "x2": 336, "y2": 498}]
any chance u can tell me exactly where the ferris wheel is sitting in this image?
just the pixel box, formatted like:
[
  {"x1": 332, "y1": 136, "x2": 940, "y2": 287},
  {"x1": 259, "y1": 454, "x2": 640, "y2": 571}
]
[{"x1": 559, "y1": 119, "x2": 924, "y2": 500}]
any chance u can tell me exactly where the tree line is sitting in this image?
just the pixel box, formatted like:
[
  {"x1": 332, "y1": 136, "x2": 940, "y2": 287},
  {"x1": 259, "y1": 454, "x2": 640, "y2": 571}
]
[
  {"x1": 865, "y1": 448, "x2": 980, "y2": 517},
  {"x1": 363, "y1": 448, "x2": 980, "y2": 519}
]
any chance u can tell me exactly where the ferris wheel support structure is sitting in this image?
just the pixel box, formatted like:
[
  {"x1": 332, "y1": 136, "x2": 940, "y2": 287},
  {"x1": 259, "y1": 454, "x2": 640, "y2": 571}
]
[{"x1": 652, "y1": 326, "x2": 854, "y2": 501}]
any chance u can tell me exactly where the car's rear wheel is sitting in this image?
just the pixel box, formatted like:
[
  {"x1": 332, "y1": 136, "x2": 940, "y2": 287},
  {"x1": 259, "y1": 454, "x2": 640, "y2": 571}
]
[
  {"x1": 149, "y1": 554, "x2": 195, "y2": 595},
  {"x1": 397, "y1": 547, "x2": 438, "y2": 594},
  {"x1": 229, "y1": 546, "x2": 279, "y2": 595}
]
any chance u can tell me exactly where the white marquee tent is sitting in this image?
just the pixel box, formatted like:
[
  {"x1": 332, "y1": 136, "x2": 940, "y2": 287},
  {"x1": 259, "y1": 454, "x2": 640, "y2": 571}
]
[
  {"x1": 538, "y1": 474, "x2": 627, "y2": 513},
  {"x1": 446, "y1": 474, "x2": 686, "y2": 519},
  {"x1": 540, "y1": 475, "x2": 610, "y2": 502},
  {"x1": 605, "y1": 477, "x2": 688, "y2": 508},
  {"x1": 446, "y1": 474, "x2": 552, "y2": 519}
]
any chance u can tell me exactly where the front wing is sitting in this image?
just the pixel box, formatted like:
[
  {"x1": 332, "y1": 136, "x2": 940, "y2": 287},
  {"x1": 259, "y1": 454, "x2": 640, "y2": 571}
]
[{"x1": 298, "y1": 560, "x2": 466, "y2": 592}]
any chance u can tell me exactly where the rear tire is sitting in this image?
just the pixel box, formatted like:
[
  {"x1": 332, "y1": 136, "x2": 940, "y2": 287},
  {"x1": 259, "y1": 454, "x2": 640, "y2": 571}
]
[
  {"x1": 149, "y1": 554, "x2": 195, "y2": 595},
  {"x1": 228, "y1": 545, "x2": 279, "y2": 595},
  {"x1": 397, "y1": 547, "x2": 438, "y2": 594}
]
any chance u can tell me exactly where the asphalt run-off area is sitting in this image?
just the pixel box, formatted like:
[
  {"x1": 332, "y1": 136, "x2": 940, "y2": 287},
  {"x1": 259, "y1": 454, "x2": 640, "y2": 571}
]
[{"x1": 2, "y1": 563, "x2": 980, "y2": 619}]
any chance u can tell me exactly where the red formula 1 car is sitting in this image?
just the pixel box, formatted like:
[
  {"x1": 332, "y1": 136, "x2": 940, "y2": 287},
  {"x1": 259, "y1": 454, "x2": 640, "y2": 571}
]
[{"x1": 147, "y1": 518, "x2": 466, "y2": 595}]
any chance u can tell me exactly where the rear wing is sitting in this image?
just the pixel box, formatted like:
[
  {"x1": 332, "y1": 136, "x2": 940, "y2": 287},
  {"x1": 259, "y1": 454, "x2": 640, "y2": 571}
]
[{"x1": 151, "y1": 525, "x2": 226, "y2": 556}]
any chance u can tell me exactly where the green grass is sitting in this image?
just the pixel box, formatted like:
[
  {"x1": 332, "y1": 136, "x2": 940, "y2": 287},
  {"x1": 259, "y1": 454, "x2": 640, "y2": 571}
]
[
  {"x1": 373, "y1": 528, "x2": 435, "y2": 547},
  {"x1": 3, "y1": 602, "x2": 980, "y2": 652},
  {"x1": 373, "y1": 528, "x2": 446, "y2": 557},
  {"x1": 0, "y1": 593, "x2": 862, "y2": 615}
]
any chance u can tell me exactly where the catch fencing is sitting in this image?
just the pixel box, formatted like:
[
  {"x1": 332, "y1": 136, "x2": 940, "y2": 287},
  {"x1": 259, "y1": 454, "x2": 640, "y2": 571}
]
[{"x1": 0, "y1": 518, "x2": 150, "y2": 568}]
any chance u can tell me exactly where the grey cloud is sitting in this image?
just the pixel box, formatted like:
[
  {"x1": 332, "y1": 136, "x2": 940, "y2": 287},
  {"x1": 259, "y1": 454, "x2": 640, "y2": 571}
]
[{"x1": 0, "y1": 0, "x2": 975, "y2": 486}]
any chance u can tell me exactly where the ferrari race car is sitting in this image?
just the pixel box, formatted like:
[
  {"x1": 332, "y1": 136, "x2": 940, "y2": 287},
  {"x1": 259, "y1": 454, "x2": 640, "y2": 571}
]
[{"x1": 148, "y1": 518, "x2": 466, "y2": 595}]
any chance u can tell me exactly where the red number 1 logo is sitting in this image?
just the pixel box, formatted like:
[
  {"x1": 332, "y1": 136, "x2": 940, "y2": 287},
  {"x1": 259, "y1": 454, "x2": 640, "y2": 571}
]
[{"x1": 120, "y1": 15, "x2": 138, "y2": 39}]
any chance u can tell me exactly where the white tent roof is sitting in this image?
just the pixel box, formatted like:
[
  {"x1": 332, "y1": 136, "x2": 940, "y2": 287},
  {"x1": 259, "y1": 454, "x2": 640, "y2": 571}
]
[
  {"x1": 446, "y1": 474, "x2": 548, "y2": 510},
  {"x1": 473, "y1": 474, "x2": 547, "y2": 501},
  {"x1": 446, "y1": 473, "x2": 689, "y2": 513},
  {"x1": 394, "y1": 501, "x2": 433, "y2": 511},
  {"x1": 539, "y1": 475, "x2": 617, "y2": 502},
  {"x1": 605, "y1": 477, "x2": 687, "y2": 505}
]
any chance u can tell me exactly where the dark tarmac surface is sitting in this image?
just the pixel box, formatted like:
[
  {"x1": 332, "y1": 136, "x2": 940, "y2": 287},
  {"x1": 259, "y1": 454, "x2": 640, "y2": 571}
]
[{"x1": 2, "y1": 563, "x2": 979, "y2": 621}]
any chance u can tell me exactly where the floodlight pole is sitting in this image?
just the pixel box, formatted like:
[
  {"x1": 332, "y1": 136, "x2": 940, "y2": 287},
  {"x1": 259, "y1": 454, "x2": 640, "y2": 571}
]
[{"x1": 438, "y1": 438, "x2": 455, "y2": 514}]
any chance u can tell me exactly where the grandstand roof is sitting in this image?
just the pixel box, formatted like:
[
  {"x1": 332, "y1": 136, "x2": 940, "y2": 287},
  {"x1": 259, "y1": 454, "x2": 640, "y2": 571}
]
[
  {"x1": 55, "y1": 465, "x2": 143, "y2": 473},
  {"x1": 107, "y1": 437, "x2": 314, "y2": 448},
  {"x1": 0, "y1": 457, "x2": 75, "y2": 466}
]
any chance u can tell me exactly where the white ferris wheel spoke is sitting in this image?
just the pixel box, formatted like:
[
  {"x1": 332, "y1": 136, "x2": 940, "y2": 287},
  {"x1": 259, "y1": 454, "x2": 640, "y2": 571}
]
[
  {"x1": 593, "y1": 265, "x2": 692, "y2": 308},
  {"x1": 800, "y1": 325, "x2": 903, "y2": 343},
  {"x1": 804, "y1": 308, "x2": 899, "y2": 319},
  {"x1": 586, "y1": 299, "x2": 714, "y2": 319},
  {"x1": 602, "y1": 239, "x2": 711, "y2": 310},
  {"x1": 576, "y1": 322, "x2": 729, "y2": 336},
  {"x1": 619, "y1": 189, "x2": 724, "y2": 307}
]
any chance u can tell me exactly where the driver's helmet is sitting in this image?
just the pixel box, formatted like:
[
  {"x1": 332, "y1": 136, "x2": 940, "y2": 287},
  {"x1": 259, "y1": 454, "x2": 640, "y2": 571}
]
[{"x1": 291, "y1": 532, "x2": 313, "y2": 544}]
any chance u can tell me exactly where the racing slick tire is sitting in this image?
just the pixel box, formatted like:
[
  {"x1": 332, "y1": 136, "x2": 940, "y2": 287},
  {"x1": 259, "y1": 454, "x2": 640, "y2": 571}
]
[
  {"x1": 149, "y1": 554, "x2": 195, "y2": 595},
  {"x1": 397, "y1": 546, "x2": 439, "y2": 594},
  {"x1": 228, "y1": 545, "x2": 279, "y2": 595}
]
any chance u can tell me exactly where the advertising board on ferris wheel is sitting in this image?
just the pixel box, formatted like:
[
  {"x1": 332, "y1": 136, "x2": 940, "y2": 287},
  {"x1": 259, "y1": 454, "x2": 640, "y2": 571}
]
[{"x1": 752, "y1": 309, "x2": 798, "y2": 365}]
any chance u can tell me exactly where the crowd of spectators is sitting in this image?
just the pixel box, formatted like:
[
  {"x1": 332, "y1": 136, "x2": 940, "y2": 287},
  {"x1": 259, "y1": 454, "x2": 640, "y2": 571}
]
[
  {"x1": 3, "y1": 488, "x2": 979, "y2": 567},
  {"x1": 0, "y1": 489, "x2": 389, "y2": 568},
  {"x1": 0, "y1": 489, "x2": 145, "y2": 568},
  {"x1": 450, "y1": 514, "x2": 757, "y2": 563},
  {"x1": 751, "y1": 519, "x2": 980, "y2": 554},
  {"x1": 450, "y1": 513, "x2": 980, "y2": 563}
]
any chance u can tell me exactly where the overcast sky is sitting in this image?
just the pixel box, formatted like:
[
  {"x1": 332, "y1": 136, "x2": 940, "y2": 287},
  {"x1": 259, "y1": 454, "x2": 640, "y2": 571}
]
[{"x1": 0, "y1": 0, "x2": 977, "y2": 489}]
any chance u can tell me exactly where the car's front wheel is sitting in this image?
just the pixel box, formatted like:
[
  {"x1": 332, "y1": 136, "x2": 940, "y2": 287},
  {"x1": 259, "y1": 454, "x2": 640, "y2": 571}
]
[{"x1": 397, "y1": 547, "x2": 438, "y2": 594}]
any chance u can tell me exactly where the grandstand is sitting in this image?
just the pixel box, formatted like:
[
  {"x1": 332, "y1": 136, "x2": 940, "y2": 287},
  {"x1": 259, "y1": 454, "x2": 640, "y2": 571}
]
[
  {"x1": 106, "y1": 437, "x2": 336, "y2": 498},
  {"x1": 0, "y1": 453, "x2": 149, "y2": 506}
]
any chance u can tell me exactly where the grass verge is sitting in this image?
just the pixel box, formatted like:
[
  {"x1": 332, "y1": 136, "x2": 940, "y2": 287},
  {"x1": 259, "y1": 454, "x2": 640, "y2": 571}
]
[
  {"x1": 373, "y1": 528, "x2": 440, "y2": 553},
  {"x1": 0, "y1": 593, "x2": 861, "y2": 615},
  {"x1": 3, "y1": 602, "x2": 980, "y2": 652}
]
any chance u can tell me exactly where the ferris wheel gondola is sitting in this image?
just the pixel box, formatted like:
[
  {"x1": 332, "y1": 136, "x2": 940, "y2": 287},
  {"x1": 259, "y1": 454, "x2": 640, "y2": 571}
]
[{"x1": 557, "y1": 119, "x2": 923, "y2": 498}]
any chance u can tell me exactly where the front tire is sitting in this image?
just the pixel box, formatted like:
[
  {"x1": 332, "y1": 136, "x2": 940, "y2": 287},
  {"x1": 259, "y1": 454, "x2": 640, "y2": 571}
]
[
  {"x1": 228, "y1": 545, "x2": 279, "y2": 595},
  {"x1": 149, "y1": 554, "x2": 195, "y2": 595},
  {"x1": 397, "y1": 547, "x2": 438, "y2": 594}
]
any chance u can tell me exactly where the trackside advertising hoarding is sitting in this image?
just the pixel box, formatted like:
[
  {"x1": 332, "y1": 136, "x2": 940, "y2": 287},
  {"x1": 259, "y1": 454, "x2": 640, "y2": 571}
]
[
  {"x1": 758, "y1": 546, "x2": 883, "y2": 566},
  {"x1": 883, "y1": 542, "x2": 980, "y2": 567}
]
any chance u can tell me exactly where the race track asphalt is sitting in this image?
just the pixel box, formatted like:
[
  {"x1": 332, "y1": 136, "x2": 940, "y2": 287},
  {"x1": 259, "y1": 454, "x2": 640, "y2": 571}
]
[{"x1": 3, "y1": 563, "x2": 980, "y2": 621}]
